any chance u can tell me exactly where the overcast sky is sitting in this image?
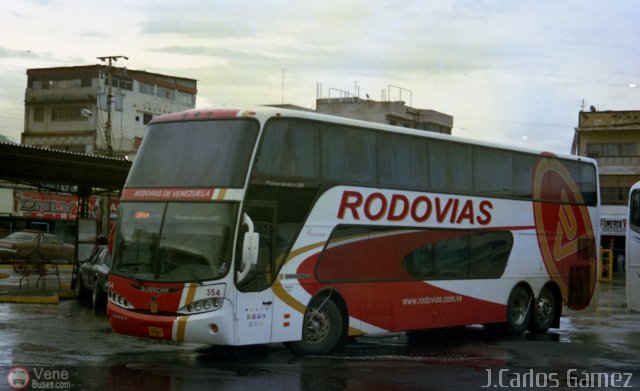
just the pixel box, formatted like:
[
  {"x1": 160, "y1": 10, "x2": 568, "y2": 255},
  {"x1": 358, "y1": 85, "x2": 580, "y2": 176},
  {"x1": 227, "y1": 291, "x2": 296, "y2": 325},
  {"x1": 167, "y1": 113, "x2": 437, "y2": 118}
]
[{"x1": 0, "y1": 0, "x2": 638, "y2": 154}]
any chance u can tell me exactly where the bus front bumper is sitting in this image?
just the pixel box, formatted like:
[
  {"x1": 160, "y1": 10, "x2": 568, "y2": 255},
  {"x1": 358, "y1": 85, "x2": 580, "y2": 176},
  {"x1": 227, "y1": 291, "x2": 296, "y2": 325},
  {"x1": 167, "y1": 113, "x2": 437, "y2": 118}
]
[{"x1": 107, "y1": 301, "x2": 236, "y2": 345}]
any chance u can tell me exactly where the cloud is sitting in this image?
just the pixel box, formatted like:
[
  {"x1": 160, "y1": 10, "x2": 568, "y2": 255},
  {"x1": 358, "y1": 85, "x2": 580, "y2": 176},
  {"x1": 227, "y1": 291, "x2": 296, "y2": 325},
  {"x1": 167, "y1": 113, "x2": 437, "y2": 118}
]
[{"x1": 1, "y1": 0, "x2": 639, "y2": 154}]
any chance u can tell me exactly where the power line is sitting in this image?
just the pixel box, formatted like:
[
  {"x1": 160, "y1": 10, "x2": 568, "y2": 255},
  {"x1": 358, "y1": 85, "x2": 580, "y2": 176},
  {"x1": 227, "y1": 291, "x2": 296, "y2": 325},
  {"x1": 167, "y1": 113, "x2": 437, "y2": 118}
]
[{"x1": 456, "y1": 116, "x2": 574, "y2": 129}]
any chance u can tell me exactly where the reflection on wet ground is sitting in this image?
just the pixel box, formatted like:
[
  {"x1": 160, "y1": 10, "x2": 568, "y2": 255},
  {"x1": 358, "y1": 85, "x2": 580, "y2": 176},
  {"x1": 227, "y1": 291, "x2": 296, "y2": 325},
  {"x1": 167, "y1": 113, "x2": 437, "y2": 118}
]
[{"x1": 1, "y1": 276, "x2": 639, "y2": 390}]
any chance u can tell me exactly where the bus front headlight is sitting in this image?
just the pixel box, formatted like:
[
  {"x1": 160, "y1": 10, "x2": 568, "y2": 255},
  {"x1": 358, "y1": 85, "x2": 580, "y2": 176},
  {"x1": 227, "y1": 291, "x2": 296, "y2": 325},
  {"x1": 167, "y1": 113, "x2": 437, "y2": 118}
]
[
  {"x1": 109, "y1": 290, "x2": 134, "y2": 310},
  {"x1": 177, "y1": 297, "x2": 223, "y2": 315}
]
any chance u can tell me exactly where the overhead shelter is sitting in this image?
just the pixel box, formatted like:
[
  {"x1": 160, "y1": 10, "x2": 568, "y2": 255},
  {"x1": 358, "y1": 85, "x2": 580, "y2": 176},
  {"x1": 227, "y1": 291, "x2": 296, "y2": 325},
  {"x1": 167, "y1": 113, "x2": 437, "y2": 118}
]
[{"x1": 0, "y1": 142, "x2": 131, "y2": 195}]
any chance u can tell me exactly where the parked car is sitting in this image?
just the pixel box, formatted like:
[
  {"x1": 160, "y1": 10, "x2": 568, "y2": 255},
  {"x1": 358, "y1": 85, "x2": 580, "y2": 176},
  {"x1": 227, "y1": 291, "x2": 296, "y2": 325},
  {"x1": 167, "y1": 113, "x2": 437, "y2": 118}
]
[
  {"x1": 0, "y1": 231, "x2": 74, "y2": 262},
  {"x1": 75, "y1": 245, "x2": 110, "y2": 309}
]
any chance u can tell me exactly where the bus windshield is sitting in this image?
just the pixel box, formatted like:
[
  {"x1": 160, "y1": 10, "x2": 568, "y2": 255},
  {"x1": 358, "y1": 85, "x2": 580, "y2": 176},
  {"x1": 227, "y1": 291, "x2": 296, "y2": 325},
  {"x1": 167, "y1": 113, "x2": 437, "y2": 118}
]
[
  {"x1": 111, "y1": 202, "x2": 238, "y2": 282},
  {"x1": 126, "y1": 119, "x2": 259, "y2": 188}
]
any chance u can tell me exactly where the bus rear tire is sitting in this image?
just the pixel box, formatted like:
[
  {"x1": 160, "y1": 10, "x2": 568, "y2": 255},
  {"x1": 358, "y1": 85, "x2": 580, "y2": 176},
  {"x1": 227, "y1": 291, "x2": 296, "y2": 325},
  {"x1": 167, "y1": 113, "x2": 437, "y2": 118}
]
[
  {"x1": 285, "y1": 298, "x2": 344, "y2": 356},
  {"x1": 529, "y1": 287, "x2": 556, "y2": 334},
  {"x1": 506, "y1": 285, "x2": 531, "y2": 335}
]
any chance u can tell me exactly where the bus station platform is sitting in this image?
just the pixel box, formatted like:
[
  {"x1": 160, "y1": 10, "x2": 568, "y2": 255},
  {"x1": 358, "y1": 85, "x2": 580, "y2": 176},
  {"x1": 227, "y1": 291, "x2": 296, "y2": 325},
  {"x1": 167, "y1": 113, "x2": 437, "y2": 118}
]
[{"x1": 0, "y1": 264, "x2": 76, "y2": 304}]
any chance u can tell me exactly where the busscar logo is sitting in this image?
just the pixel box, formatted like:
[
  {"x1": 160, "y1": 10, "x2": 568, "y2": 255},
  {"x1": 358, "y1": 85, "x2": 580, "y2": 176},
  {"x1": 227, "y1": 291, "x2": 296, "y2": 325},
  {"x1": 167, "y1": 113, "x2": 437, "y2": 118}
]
[
  {"x1": 6, "y1": 367, "x2": 30, "y2": 390},
  {"x1": 533, "y1": 155, "x2": 596, "y2": 309},
  {"x1": 150, "y1": 295, "x2": 159, "y2": 314},
  {"x1": 135, "y1": 285, "x2": 178, "y2": 294}
]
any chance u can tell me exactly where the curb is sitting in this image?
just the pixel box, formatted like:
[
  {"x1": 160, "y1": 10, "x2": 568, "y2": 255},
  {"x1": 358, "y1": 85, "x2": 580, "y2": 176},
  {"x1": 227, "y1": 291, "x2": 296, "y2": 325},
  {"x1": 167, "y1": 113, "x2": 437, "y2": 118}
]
[{"x1": 0, "y1": 293, "x2": 60, "y2": 304}]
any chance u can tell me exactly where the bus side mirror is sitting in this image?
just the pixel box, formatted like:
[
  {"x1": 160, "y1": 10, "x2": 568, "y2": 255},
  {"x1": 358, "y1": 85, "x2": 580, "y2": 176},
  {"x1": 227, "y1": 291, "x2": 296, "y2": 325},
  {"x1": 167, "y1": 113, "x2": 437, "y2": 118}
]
[{"x1": 237, "y1": 213, "x2": 259, "y2": 283}]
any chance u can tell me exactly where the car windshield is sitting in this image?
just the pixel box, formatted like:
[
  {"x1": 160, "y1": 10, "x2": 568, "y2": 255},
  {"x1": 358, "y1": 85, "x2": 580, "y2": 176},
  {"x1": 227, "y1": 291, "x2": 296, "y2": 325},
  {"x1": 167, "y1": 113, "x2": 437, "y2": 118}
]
[{"x1": 111, "y1": 202, "x2": 237, "y2": 282}]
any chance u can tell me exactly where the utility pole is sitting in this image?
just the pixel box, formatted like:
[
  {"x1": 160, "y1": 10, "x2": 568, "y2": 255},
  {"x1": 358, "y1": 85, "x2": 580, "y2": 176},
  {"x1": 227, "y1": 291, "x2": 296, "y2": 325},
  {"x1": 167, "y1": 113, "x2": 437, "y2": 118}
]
[
  {"x1": 97, "y1": 55, "x2": 128, "y2": 157},
  {"x1": 96, "y1": 56, "x2": 127, "y2": 239}
]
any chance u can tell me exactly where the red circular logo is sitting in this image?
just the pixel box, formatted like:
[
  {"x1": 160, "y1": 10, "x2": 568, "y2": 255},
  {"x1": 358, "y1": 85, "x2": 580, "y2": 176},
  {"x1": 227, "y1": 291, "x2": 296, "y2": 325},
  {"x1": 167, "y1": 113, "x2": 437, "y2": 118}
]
[
  {"x1": 6, "y1": 367, "x2": 30, "y2": 390},
  {"x1": 533, "y1": 156, "x2": 596, "y2": 310}
]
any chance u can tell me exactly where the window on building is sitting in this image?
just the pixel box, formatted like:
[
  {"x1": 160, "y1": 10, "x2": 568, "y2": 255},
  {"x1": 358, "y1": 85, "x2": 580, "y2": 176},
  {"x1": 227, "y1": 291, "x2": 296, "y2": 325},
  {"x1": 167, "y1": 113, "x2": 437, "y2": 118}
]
[
  {"x1": 156, "y1": 86, "x2": 175, "y2": 100},
  {"x1": 143, "y1": 113, "x2": 153, "y2": 125},
  {"x1": 139, "y1": 83, "x2": 154, "y2": 95},
  {"x1": 177, "y1": 91, "x2": 194, "y2": 105},
  {"x1": 48, "y1": 79, "x2": 82, "y2": 89},
  {"x1": 112, "y1": 77, "x2": 133, "y2": 91},
  {"x1": 33, "y1": 107, "x2": 44, "y2": 122},
  {"x1": 51, "y1": 106, "x2": 84, "y2": 121},
  {"x1": 586, "y1": 143, "x2": 637, "y2": 157},
  {"x1": 601, "y1": 187, "x2": 629, "y2": 204}
]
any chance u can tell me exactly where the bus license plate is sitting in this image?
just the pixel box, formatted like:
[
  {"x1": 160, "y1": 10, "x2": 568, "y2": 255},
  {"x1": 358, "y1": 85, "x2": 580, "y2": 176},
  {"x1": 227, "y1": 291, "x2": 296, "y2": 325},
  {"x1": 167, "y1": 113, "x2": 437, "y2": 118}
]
[{"x1": 148, "y1": 326, "x2": 164, "y2": 337}]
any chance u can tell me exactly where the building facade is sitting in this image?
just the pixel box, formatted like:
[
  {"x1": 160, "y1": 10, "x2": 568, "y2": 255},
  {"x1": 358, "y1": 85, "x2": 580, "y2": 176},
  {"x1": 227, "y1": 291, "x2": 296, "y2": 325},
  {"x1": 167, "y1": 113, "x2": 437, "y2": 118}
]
[
  {"x1": 22, "y1": 65, "x2": 197, "y2": 159},
  {"x1": 316, "y1": 98, "x2": 453, "y2": 134},
  {"x1": 572, "y1": 109, "x2": 640, "y2": 253}
]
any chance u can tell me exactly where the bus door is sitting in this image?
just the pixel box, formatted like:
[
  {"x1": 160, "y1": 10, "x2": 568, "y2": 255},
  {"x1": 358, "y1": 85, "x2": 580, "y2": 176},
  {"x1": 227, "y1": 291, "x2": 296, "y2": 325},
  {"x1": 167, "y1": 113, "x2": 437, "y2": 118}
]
[
  {"x1": 627, "y1": 188, "x2": 640, "y2": 312},
  {"x1": 235, "y1": 201, "x2": 277, "y2": 345}
]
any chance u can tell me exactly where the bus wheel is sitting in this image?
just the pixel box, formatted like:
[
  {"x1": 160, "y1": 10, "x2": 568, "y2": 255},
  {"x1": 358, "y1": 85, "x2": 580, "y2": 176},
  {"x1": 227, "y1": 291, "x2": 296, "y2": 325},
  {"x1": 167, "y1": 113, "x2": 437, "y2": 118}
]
[
  {"x1": 285, "y1": 298, "x2": 344, "y2": 356},
  {"x1": 529, "y1": 287, "x2": 556, "y2": 334},
  {"x1": 506, "y1": 286, "x2": 531, "y2": 334}
]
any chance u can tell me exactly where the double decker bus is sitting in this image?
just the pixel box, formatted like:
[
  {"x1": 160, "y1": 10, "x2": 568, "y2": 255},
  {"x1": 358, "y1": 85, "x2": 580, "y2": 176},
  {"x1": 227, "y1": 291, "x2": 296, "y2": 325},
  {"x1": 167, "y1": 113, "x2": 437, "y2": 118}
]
[
  {"x1": 626, "y1": 182, "x2": 640, "y2": 312},
  {"x1": 107, "y1": 107, "x2": 600, "y2": 355}
]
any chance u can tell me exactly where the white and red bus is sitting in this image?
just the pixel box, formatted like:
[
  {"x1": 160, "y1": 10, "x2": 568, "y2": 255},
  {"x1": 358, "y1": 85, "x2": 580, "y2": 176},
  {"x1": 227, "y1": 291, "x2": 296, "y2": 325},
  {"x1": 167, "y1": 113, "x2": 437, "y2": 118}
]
[
  {"x1": 626, "y1": 182, "x2": 640, "y2": 312},
  {"x1": 107, "y1": 107, "x2": 600, "y2": 355}
]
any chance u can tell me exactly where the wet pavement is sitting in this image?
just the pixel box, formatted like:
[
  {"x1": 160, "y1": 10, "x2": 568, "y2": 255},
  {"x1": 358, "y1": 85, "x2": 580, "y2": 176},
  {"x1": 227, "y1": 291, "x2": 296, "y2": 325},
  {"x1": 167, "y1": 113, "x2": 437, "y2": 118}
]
[{"x1": 1, "y1": 267, "x2": 640, "y2": 390}]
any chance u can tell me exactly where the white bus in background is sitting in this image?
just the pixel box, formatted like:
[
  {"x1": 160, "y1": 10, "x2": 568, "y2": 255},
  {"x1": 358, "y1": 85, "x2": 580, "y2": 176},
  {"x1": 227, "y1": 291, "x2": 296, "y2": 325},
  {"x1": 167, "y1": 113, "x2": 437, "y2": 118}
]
[{"x1": 626, "y1": 182, "x2": 640, "y2": 312}]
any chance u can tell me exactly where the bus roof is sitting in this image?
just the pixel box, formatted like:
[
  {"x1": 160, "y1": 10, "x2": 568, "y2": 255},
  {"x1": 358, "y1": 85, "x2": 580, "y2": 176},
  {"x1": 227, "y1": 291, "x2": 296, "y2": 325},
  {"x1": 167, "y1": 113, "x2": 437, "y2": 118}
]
[{"x1": 151, "y1": 106, "x2": 596, "y2": 166}]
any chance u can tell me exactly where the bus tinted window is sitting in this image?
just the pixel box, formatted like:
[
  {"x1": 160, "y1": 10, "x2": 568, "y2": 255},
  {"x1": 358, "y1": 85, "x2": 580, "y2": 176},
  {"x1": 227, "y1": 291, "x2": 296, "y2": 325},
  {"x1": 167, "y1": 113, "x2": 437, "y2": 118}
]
[
  {"x1": 534, "y1": 157, "x2": 598, "y2": 206},
  {"x1": 512, "y1": 153, "x2": 535, "y2": 198},
  {"x1": 322, "y1": 125, "x2": 377, "y2": 184},
  {"x1": 429, "y1": 141, "x2": 472, "y2": 193},
  {"x1": 315, "y1": 226, "x2": 511, "y2": 282},
  {"x1": 254, "y1": 119, "x2": 320, "y2": 179},
  {"x1": 474, "y1": 147, "x2": 513, "y2": 196},
  {"x1": 127, "y1": 119, "x2": 259, "y2": 188},
  {"x1": 378, "y1": 133, "x2": 429, "y2": 189},
  {"x1": 568, "y1": 161, "x2": 598, "y2": 205},
  {"x1": 403, "y1": 230, "x2": 512, "y2": 280},
  {"x1": 316, "y1": 227, "x2": 418, "y2": 282},
  {"x1": 253, "y1": 118, "x2": 597, "y2": 206}
]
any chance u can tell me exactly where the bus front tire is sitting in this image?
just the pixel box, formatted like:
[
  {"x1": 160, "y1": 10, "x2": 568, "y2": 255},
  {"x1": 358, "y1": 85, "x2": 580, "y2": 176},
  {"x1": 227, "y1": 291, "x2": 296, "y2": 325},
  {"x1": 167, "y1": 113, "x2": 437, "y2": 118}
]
[
  {"x1": 285, "y1": 298, "x2": 344, "y2": 356},
  {"x1": 529, "y1": 287, "x2": 556, "y2": 334},
  {"x1": 506, "y1": 285, "x2": 531, "y2": 335}
]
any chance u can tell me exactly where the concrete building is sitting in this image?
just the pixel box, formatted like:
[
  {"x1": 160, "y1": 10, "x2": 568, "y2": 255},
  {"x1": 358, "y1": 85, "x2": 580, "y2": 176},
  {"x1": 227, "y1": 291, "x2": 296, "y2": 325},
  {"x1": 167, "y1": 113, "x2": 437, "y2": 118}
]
[
  {"x1": 572, "y1": 109, "x2": 640, "y2": 252},
  {"x1": 22, "y1": 65, "x2": 197, "y2": 159},
  {"x1": 316, "y1": 98, "x2": 453, "y2": 134}
]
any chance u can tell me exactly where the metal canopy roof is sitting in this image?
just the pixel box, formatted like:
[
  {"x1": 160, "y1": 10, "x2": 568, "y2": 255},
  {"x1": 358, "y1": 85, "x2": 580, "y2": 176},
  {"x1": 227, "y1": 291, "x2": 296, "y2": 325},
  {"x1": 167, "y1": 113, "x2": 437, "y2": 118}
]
[{"x1": 0, "y1": 143, "x2": 131, "y2": 194}]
